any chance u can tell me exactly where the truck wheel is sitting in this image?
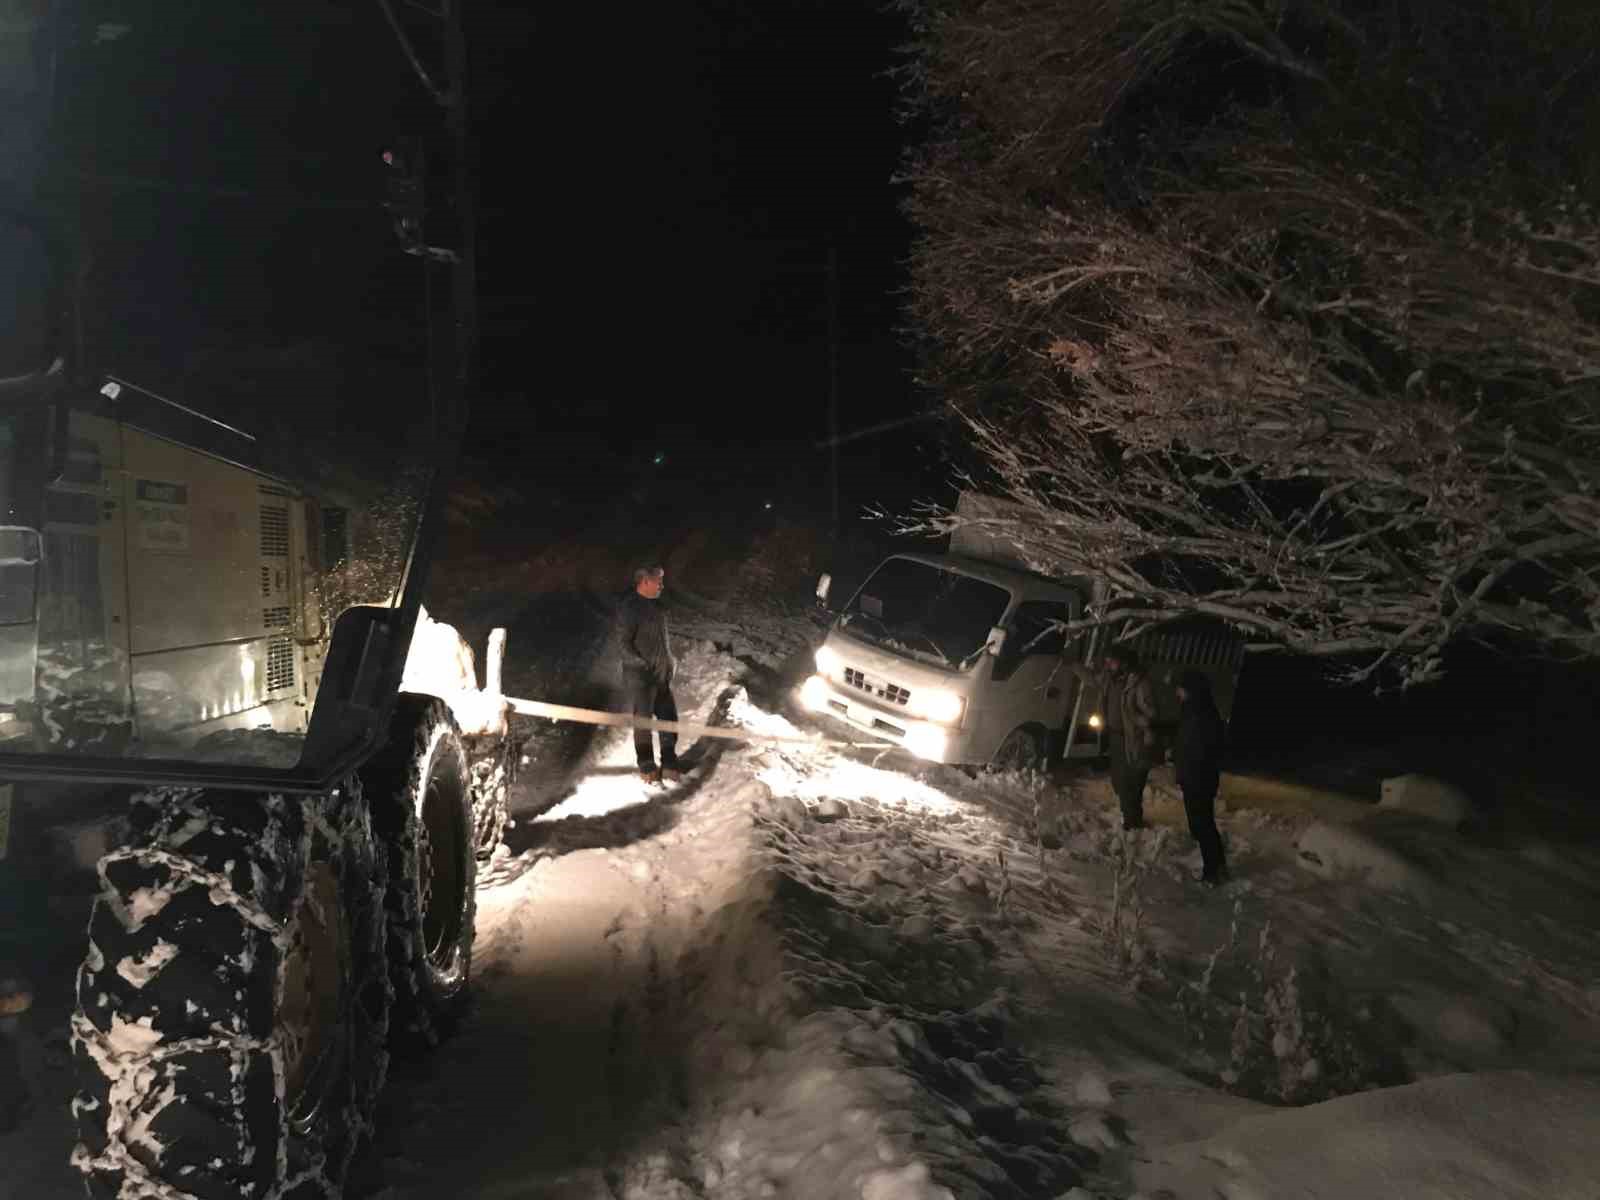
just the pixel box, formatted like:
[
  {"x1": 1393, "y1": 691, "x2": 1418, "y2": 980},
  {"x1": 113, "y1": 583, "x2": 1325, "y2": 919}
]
[
  {"x1": 362, "y1": 696, "x2": 476, "y2": 1048},
  {"x1": 992, "y1": 726, "x2": 1047, "y2": 773},
  {"x1": 71, "y1": 782, "x2": 389, "y2": 1200}
]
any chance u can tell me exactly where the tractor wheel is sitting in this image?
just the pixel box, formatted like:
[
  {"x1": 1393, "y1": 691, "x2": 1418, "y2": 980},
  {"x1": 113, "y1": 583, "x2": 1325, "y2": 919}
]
[
  {"x1": 71, "y1": 782, "x2": 389, "y2": 1200},
  {"x1": 991, "y1": 725, "x2": 1047, "y2": 774},
  {"x1": 361, "y1": 696, "x2": 476, "y2": 1048}
]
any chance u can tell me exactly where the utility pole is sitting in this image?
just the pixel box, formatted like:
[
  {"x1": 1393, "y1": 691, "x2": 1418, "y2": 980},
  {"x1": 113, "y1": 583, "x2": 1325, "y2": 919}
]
[{"x1": 826, "y1": 238, "x2": 840, "y2": 540}]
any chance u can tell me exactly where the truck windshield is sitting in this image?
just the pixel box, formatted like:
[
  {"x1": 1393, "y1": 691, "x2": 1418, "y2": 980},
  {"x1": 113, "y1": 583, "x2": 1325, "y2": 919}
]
[{"x1": 841, "y1": 557, "x2": 1010, "y2": 666}]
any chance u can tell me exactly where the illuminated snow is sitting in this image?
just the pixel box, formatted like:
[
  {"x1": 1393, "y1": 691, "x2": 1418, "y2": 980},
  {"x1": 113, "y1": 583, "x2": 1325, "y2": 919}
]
[{"x1": 115, "y1": 941, "x2": 179, "y2": 990}]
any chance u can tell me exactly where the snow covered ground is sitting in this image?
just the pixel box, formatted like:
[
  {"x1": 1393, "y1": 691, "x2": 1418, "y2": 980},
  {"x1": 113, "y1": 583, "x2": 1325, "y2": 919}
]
[
  {"x1": 6, "y1": 558, "x2": 1600, "y2": 1199},
  {"x1": 359, "y1": 580, "x2": 1600, "y2": 1200}
]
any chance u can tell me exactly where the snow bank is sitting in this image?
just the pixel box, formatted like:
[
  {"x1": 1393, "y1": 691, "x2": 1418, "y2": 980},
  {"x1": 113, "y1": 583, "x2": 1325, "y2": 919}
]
[
  {"x1": 1293, "y1": 820, "x2": 1434, "y2": 899},
  {"x1": 1135, "y1": 1070, "x2": 1600, "y2": 1200},
  {"x1": 1385, "y1": 983, "x2": 1521, "y2": 1071},
  {"x1": 1378, "y1": 773, "x2": 1473, "y2": 829}
]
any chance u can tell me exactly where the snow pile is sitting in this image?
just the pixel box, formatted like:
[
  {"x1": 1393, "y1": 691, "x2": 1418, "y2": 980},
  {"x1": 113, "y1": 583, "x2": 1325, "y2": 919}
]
[
  {"x1": 400, "y1": 606, "x2": 509, "y2": 738},
  {"x1": 1135, "y1": 1070, "x2": 1600, "y2": 1200},
  {"x1": 1378, "y1": 772, "x2": 1474, "y2": 828},
  {"x1": 1293, "y1": 819, "x2": 1435, "y2": 899}
]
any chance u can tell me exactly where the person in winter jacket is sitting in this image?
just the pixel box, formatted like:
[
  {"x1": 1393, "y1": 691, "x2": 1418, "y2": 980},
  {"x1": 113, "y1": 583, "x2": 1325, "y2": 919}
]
[
  {"x1": 1068, "y1": 647, "x2": 1158, "y2": 830},
  {"x1": 1174, "y1": 669, "x2": 1228, "y2": 884},
  {"x1": 617, "y1": 565, "x2": 681, "y2": 783}
]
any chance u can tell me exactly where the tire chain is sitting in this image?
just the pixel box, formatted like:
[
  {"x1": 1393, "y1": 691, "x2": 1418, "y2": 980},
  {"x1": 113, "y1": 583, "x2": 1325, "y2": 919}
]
[
  {"x1": 465, "y1": 735, "x2": 512, "y2": 857},
  {"x1": 70, "y1": 784, "x2": 375, "y2": 1200}
]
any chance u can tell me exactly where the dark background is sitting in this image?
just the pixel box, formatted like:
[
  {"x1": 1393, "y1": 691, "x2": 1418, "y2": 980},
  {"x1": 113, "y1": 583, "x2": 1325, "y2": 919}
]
[
  {"x1": 466, "y1": 1, "x2": 936, "y2": 516},
  {"x1": 41, "y1": 0, "x2": 1600, "y2": 813}
]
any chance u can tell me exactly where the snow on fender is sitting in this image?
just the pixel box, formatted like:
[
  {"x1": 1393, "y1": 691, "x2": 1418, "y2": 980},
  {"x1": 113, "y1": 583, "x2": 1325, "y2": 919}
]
[
  {"x1": 399, "y1": 609, "x2": 513, "y2": 855},
  {"x1": 400, "y1": 606, "x2": 509, "y2": 738}
]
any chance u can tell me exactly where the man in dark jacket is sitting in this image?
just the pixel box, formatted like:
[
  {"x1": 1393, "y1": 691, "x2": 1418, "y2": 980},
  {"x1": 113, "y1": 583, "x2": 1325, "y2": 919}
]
[
  {"x1": 617, "y1": 565, "x2": 681, "y2": 784},
  {"x1": 1175, "y1": 670, "x2": 1228, "y2": 885},
  {"x1": 1068, "y1": 647, "x2": 1158, "y2": 830}
]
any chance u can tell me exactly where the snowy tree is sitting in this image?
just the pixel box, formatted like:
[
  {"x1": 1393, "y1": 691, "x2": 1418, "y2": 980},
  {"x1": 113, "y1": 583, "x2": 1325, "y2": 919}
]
[{"x1": 891, "y1": 0, "x2": 1600, "y2": 684}]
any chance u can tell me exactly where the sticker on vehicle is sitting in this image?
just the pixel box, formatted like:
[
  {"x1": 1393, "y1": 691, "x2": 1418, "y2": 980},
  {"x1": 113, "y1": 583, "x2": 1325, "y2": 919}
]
[{"x1": 134, "y1": 479, "x2": 190, "y2": 552}]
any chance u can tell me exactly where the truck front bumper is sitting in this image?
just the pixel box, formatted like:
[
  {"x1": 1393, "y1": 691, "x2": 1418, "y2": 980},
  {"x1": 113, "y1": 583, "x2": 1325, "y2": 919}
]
[{"x1": 797, "y1": 674, "x2": 968, "y2": 763}]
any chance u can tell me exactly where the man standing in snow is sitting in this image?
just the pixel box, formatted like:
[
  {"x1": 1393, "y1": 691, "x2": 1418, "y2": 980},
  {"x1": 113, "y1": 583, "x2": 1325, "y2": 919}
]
[
  {"x1": 617, "y1": 565, "x2": 682, "y2": 784},
  {"x1": 1175, "y1": 670, "x2": 1229, "y2": 885},
  {"x1": 1068, "y1": 647, "x2": 1158, "y2": 830}
]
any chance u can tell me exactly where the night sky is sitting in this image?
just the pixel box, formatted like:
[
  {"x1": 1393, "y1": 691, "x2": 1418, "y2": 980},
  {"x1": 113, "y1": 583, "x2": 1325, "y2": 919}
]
[
  {"x1": 468, "y1": 2, "x2": 918, "y2": 466},
  {"x1": 48, "y1": 0, "x2": 1599, "y2": 759},
  {"x1": 47, "y1": 1, "x2": 933, "y2": 518}
]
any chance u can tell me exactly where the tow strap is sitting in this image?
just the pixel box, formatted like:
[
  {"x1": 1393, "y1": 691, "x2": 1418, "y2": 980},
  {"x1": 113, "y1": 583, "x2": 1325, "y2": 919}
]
[{"x1": 503, "y1": 696, "x2": 894, "y2": 750}]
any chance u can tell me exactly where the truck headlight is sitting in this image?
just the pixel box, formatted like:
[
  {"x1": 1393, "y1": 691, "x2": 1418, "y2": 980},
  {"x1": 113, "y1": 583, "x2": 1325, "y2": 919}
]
[
  {"x1": 814, "y1": 645, "x2": 841, "y2": 676},
  {"x1": 799, "y1": 674, "x2": 829, "y2": 712},
  {"x1": 1087, "y1": 713, "x2": 1102, "y2": 730},
  {"x1": 914, "y1": 689, "x2": 964, "y2": 725}
]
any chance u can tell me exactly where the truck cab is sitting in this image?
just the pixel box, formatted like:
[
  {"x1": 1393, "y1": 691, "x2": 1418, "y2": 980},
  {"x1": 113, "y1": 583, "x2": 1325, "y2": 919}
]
[
  {"x1": 800, "y1": 494, "x2": 1244, "y2": 768},
  {"x1": 800, "y1": 550, "x2": 1107, "y2": 765}
]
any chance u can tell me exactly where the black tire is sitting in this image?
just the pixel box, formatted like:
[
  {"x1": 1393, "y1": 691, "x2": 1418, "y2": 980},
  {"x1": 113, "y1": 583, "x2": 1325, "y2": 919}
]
[
  {"x1": 71, "y1": 782, "x2": 389, "y2": 1200},
  {"x1": 361, "y1": 695, "x2": 476, "y2": 1048},
  {"x1": 991, "y1": 725, "x2": 1047, "y2": 773}
]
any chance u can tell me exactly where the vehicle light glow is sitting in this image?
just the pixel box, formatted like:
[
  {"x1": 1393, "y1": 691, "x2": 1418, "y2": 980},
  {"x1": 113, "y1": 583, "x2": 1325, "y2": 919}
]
[
  {"x1": 799, "y1": 674, "x2": 829, "y2": 713},
  {"x1": 814, "y1": 645, "x2": 841, "y2": 676},
  {"x1": 912, "y1": 688, "x2": 964, "y2": 725},
  {"x1": 904, "y1": 725, "x2": 947, "y2": 760}
]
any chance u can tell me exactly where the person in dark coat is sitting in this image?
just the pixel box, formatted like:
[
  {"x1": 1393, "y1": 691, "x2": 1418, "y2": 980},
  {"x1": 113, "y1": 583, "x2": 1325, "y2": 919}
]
[
  {"x1": 1175, "y1": 669, "x2": 1228, "y2": 884},
  {"x1": 1068, "y1": 647, "x2": 1159, "y2": 830},
  {"x1": 616, "y1": 565, "x2": 681, "y2": 784}
]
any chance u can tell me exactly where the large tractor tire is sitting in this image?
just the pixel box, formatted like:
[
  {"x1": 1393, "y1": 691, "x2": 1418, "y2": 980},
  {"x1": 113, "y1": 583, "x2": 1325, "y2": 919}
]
[
  {"x1": 71, "y1": 782, "x2": 390, "y2": 1200},
  {"x1": 360, "y1": 695, "x2": 477, "y2": 1048}
]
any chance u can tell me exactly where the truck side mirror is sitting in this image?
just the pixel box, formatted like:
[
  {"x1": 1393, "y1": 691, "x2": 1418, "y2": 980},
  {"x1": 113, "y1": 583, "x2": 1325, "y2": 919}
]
[
  {"x1": 985, "y1": 626, "x2": 1007, "y2": 657},
  {"x1": 815, "y1": 573, "x2": 832, "y2": 607}
]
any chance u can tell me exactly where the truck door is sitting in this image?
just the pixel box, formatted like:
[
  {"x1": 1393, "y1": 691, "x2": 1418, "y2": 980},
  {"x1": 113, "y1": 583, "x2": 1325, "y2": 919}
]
[{"x1": 986, "y1": 599, "x2": 1075, "y2": 750}]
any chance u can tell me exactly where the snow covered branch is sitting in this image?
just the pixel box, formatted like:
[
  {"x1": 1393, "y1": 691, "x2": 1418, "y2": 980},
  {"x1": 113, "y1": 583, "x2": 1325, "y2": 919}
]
[{"x1": 893, "y1": 0, "x2": 1600, "y2": 685}]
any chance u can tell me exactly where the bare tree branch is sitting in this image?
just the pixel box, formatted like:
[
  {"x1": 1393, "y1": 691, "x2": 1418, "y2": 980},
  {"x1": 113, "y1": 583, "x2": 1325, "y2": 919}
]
[{"x1": 893, "y1": 0, "x2": 1600, "y2": 686}]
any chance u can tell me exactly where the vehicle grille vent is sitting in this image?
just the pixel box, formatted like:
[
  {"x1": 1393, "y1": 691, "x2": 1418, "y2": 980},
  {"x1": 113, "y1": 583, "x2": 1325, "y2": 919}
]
[
  {"x1": 262, "y1": 606, "x2": 291, "y2": 629},
  {"x1": 843, "y1": 667, "x2": 910, "y2": 706},
  {"x1": 265, "y1": 636, "x2": 295, "y2": 693},
  {"x1": 260, "y1": 566, "x2": 272, "y2": 597},
  {"x1": 259, "y1": 505, "x2": 289, "y2": 557}
]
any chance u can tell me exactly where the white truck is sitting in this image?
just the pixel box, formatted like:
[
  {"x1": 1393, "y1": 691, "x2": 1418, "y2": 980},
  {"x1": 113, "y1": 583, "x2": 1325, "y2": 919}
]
[{"x1": 800, "y1": 493, "x2": 1244, "y2": 769}]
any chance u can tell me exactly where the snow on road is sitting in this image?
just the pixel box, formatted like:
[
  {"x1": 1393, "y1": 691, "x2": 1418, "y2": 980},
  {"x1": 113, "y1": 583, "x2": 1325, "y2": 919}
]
[
  {"x1": 363, "y1": 629, "x2": 1600, "y2": 1200},
  {"x1": 9, "y1": 579, "x2": 1600, "y2": 1200}
]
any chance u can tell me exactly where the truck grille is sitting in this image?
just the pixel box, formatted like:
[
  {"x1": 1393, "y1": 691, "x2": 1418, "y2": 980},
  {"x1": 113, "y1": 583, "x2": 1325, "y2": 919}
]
[
  {"x1": 843, "y1": 667, "x2": 910, "y2": 707},
  {"x1": 265, "y1": 635, "x2": 295, "y2": 693},
  {"x1": 262, "y1": 606, "x2": 291, "y2": 629},
  {"x1": 259, "y1": 505, "x2": 289, "y2": 557}
]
